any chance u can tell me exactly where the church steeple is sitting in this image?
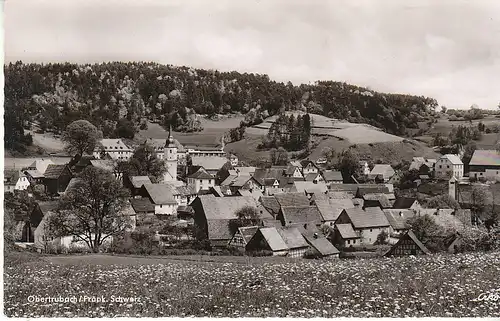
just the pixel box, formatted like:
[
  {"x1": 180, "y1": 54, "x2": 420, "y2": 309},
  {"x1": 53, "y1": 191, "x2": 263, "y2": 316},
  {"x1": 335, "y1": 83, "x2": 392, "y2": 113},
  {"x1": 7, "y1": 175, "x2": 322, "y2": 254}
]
[{"x1": 165, "y1": 123, "x2": 176, "y2": 148}]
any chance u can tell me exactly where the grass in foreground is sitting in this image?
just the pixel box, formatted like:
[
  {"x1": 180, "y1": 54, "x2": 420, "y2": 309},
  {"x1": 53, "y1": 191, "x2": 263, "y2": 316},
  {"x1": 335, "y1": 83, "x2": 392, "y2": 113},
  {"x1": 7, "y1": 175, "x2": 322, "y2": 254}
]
[{"x1": 4, "y1": 251, "x2": 500, "y2": 317}]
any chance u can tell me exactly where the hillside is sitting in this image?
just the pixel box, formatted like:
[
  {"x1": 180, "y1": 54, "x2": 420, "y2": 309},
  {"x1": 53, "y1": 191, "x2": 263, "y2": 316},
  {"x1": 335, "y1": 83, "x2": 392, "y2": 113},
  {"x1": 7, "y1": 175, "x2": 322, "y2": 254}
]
[
  {"x1": 228, "y1": 112, "x2": 439, "y2": 165},
  {"x1": 5, "y1": 61, "x2": 438, "y2": 154}
]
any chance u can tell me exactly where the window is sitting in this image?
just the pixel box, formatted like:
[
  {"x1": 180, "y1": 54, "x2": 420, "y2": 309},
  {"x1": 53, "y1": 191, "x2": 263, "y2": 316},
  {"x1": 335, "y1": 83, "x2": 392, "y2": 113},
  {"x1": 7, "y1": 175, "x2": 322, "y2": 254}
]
[
  {"x1": 347, "y1": 240, "x2": 350, "y2": 245},
  {"x1": 370, "y1": 228, "x2": 372, "y2": 232},
  {"x1": 160, "y1": 205, "x2": 162, "y2": 208},
  {"x1": 208, "y1": 180, "x2": 212, "y2": 184},
  {"x1": 199, "y1": 180, "x2": 202, "y2": 184},
  {"x1": 439, "y1": 165, "x2": 442, "y2": 169},
  {"x1": 447, "y1": 165, "x2": 450, "y2": 169}
]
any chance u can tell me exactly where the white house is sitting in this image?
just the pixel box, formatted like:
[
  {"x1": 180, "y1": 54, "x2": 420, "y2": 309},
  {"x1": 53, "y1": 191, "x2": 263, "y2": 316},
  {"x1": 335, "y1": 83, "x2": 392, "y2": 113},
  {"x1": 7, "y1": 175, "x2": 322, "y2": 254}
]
[
  {"x1": 4, "y1": 170, "x2": 30, "y2": 193},
  {"x1": 94, "y1": 139, "x2": 133, "y2": 161},
  {"x1": 140, "y1": 183, "x2": 179, "y2": 215},
  {"x1": 187, "y1": 168, "x2": 215, "y2": 193},
  {"x1": 336, "y1": 207, "x2": 390, "y2": 245},
  {"x1": 468, "y1": 149, "x2": 500, "y2": 181},
  {"x1": 435, "y1": 154, "x2": 463, "y2": 179},
  {"x1": 368, "y1": 164, "x2": 395, "y2": 182}
]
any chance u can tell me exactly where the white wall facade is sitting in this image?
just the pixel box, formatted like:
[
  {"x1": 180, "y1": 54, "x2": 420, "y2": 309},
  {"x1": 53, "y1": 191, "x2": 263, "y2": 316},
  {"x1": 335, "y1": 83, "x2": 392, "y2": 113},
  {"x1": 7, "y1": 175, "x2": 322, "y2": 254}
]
[{"x1": 435, "y1": 158, "x2": 463, "y2": 179}]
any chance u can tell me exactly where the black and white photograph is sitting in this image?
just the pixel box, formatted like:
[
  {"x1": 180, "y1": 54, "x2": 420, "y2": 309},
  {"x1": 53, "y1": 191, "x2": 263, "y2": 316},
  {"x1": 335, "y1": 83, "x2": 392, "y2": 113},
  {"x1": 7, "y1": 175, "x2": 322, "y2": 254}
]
[{"x1": 3, "y1": 0, "x2": 500, "y2": 318}]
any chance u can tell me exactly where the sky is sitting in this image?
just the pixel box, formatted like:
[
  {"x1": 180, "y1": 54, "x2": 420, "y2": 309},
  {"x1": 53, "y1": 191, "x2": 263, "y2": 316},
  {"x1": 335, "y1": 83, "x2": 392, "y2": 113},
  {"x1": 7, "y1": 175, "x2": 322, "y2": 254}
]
[{"x1": 4, "y1": 0, "x2": 500, "y2": 109}]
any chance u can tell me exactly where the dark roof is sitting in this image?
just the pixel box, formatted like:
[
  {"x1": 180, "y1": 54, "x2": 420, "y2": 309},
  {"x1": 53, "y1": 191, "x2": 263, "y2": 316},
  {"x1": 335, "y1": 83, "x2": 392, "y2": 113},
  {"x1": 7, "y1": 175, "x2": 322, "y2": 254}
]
[
  {"x1": 280, "y1": 206, "x2": 323, "y2": 225},
  {"x1": 383, "y1": 209, "x2": 416, "y2": 230},
  {"x1": 304, "y1": 173, "x2": 320, "y2": 182},
  {"x1": 235, "y1": 226, "x2": 260, "y2": 244},
  {"x1": 335, "y1": 223, "x2": 359, "y2": 239},
  {"x1": 322, "y1": 170, "x2": 343, "y2": 182},
  {"x1": 253, "y1": 227, "x2": 288, "y2": 251},
  {"x1": 191, "y1": 156, "x2": 228, "y2": 170},
  {"x1": 24, "y1": 170, "x2": 44, "y2": 179},
  {"x1": 303, "y1": 233, "x2": 340, "y2": 256},
  {"x1": 188, "y1": 168, "x2": 214, "y2": 180},
  {"x1": 130, "y1": 198, "x2": 155, "y2": 213},
  {"x1": 142, "y1": 184, "x2": 177, "y2": 205},
  {"x1": 343, "y1": 207, "x2": 390, "y2": 229},
  {"x1": 37, "y1": 201, "x2": 59, "y2": 215},
  {"x1": 259, "y1": 196, "x2": 281, "y2": 215},
  {"x1": 385, "y1": 230, "x2": 431, "y2": 256},
  {"x1": 274, "y1": 193, "x2": 310, "y2": 208},
  {"x1": 357, "y1": 186, "x2": 390, "y2": 197},
  {"x1": 362, "y1": 193, "x2": 393, "y2": 208},
  {"x1": 4, "y1": 169, "x2": 20, "y2": 185},
  {"x1": 392, "y1": 197, "x2": 418, "y2": 209},
  {"x1": 44, "y1": 164, "x2": 69, "y2": 179}
]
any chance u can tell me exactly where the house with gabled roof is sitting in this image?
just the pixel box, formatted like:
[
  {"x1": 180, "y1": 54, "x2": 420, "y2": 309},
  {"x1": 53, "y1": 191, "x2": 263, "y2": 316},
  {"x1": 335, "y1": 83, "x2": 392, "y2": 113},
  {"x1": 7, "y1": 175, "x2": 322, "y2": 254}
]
[
  {"x1": 274, "y1": 192, "x2": 310, "y2": 208},
  {"x1": 299, "y1": 160, "x2": 320, "y2": 176},
  {"x1": 468, "y1": 149, "x2": 500, "y2": 180},
  {"x1": 222, "y1": 174, "x2": 262, "y2": 195},
  {"x1": 245, "y1": 227, "x2": 289, "y2": 256},
  {"x1": 368, "y1": 165, "x2": 395, "y2": 182},
  {"x1": 435, "y1": 154, "x2": 463, "y2": 179},
  {"x1": 315, "y1": 198, "x2": 355, "y2": 226},
  {"x1": 191, "y1": 195, "x2": 273, "y2": 246},
  {"x1": 259, "y1": 196, "x2": 281, "y2": 218},
  {"x1": 336, "y1": 207, "x2": 390, "y2": 245},
  {"x1": 25, "y1": 159, "x2": 55, "y2": 175},
  {"x1": 191, "y1": 156, "x2": 228, "y2": 176},
  {"x1": 362, "y1": 193, "x2": 393, "y2": 209},
  {"x1": 4, "y1": 170, "x2": 30, "y2": 193},
  {"x1": 139, "y1": 183, "x2": 178, "y2": 215},
  {"x1": 126, "y1": 176, "x2": 153, "y2": 196},
  {"x1": 43, "y1": 164, "x2": 72, "y2": 195},
  {"x1": 20, "y1": 201, "x2": 59, "y2": 243},
  {"x1": 130, "y1": 197, "x2": 155, "y2": 215},
  {"x1": 304, "y1": 172, "x2": 324, "y2": 184},
  {"x1": 384, "y1": 230, "x2": 431, "y2": 256},
  {"x1": 94, "y1": 138, "x2": 133, "y2": 161},
  {"x1": 228, "y1": 226, "x2": 260, "y2": 248},
  {"x1": 392, "y1": 197, "x2": 421, "y2": 210},
  {"x1": 332, "y1": 223, "x2": 362, "y2": 248},
  {"x1": 187, "y1": 167, "x2": 215, "y2": 193},
  {"x1": 276, "y1": 227, "x2": 310, "y2": 258},
  {"x1": 302, "y1": 232, "x2": 340, "y2": 259},
  {"x1": 322, "y1": 170, "x2": 343, "y2": 185},
  {"x1": 383, "y1": 209, "x2": 416, "y2": 236}
]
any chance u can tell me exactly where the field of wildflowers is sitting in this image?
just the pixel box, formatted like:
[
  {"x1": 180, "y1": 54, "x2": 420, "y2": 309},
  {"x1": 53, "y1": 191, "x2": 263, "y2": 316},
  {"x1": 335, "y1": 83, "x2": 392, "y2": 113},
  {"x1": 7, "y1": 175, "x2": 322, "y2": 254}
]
[{"x1": 4, "y1": 251, "x2": 500, "y2": 317}]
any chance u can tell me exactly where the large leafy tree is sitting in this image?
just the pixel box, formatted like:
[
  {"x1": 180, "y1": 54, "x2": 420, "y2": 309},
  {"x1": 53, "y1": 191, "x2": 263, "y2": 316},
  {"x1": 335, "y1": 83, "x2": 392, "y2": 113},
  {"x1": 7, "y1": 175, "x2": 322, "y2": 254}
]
[
  {"x1": 52, "y1": 167, "x2": 131, "y2": 253},
  {"x1": 229, "y1": 206, "x2": 262, "y2": 234},
  {"x1": 425, "y1": 194, "x2": 460, "y2": 210},
  {"x1": 118, "y1": 143, "x2": 166, "y2": 183},
  {"x1": 62, "y1": 120, "x2": 102, "y2": 156},
  {"x1": 337, "y1": 149, "x2": 360, "y2": 183},
  {"x1": 270, "y1": 147, "x2": 289, "y2": 166}
]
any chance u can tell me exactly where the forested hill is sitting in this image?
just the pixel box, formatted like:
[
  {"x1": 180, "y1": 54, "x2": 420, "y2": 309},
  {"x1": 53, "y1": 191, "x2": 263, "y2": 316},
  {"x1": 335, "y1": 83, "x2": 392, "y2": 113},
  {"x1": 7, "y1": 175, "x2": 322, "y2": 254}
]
[{"x1": 5, "y1": 61, "x2": 438, "y2": 150}]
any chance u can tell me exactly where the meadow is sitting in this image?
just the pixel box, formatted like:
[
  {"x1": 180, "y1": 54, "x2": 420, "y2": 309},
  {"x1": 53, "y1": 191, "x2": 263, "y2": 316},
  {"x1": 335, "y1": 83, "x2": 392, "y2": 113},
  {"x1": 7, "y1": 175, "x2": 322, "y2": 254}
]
[{"x1": 4, "y1": 251, "x2": 499, "y2": 317}]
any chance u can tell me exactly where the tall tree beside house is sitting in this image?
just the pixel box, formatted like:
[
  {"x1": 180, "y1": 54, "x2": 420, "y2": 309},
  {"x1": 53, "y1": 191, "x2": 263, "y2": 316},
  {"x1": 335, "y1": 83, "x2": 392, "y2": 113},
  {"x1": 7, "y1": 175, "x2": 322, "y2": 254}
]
[
  {"x1": 62, "y1": 120, "x2": 102, "y2": 156},
  {"x1": 229, "y1": 206, "x2": 262, "y2": 234},
  {"x1": 52, "y1": 167, "x2": 131, "y2": 253},
  {"x1": 407, "y1": 214, "x2": 454, "y2": 252},
  {"x1": 117, "y1": 143, "x2": 166, "y2": 183},
  {"x1": 470, "y1": 185, "x2": 493, "y2": 217},
  {"x1": 337, "y1": 149, "x2": 361, "y2": 183},
  {"x1": 270, "y1": 147, "x2": 289, "y2": 166}
]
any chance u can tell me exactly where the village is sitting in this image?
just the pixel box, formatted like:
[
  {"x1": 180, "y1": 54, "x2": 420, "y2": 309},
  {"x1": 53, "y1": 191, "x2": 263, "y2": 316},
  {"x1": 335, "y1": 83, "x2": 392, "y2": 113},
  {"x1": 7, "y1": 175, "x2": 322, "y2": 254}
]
[{"x1": 5, "y1": 123, "x2": 500, "y2": 260}]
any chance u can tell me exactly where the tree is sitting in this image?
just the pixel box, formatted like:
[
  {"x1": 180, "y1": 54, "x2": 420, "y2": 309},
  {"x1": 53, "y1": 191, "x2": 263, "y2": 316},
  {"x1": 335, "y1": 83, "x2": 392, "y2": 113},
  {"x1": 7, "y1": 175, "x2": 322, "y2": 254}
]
[
  {"x1": 270, "y1": 147, "x2": 289, "y2": 166},
  {"x1": 470, "y1": 185, "x2": 492, "y2": 217},
  {"x1": 114, "y1": 119, "x2": 136, "y2": 139},
  {"x1": 229, "y1": 206, "x2": 262, "y2": 234},
  {"x1": 407, "y1": 214, "x2": 454, "y2": 252},
  {"x1": 441, "y1": 106, "x2": 447, "y2": 114},
  {"x1": 337, "y1": 149, "x2": 360, "y2": 183},
  {"x1": 425, "y1": 194, "x2": 460, "y2": 209},
  {"x1": 119, "y1": 143, "x2": 166, "y2": 183},
  {"x1": 52, "y1": 167, "x2": 131, "y2": 253},
  {"x1": 374, "y1": 230, "x2": 389, "y2": 245},
  {"x1": 62, "y1": 120, "x2": 102, "y2": 156},
  {"x1": 462, "y1": 141, "x2": 477, "y2": 172}
]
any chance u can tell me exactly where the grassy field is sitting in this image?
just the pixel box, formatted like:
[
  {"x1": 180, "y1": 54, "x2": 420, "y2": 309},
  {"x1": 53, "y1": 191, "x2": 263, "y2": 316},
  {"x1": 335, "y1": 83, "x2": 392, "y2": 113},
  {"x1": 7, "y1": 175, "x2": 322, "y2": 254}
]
[{"x1": 4, "y1": 251, "x2": 500, "y2": 317}]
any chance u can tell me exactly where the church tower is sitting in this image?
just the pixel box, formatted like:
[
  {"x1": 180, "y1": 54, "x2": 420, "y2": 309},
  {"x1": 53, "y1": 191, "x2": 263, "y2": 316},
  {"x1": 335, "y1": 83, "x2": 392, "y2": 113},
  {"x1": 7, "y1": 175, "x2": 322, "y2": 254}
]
[{"x1": 163, "y1": 125, "x2": 178, "y2": 182}]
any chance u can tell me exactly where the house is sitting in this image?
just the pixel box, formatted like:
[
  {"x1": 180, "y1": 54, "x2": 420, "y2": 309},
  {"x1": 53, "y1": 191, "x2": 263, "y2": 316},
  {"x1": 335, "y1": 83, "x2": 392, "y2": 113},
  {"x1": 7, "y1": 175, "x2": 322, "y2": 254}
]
[
  {"x1": 302, "y1": 232, "x2": 340, "y2": 259},
  {"x1": 362, "y1": 193, "x2": 393, "y2": 209},
  {"x1": 228, "y1": 226, "x2": 259, "y2": 248},
  {"x1": 304, "y1": 172, "x2": 324, "y2": 184},
  {"x1": 191, "y1": 195, "x2": 273, "y2": 246},
  {"x1": 409, "y1": 157, "x2": 436, "y2": 175},
  {"x1": 384, "y1": 230, "x2": 431, "y2": 256},
  {"x1": 292, "y1": 181, "x2": 328, "y2": 195},
  {"x1": 222, "y1": 175, "x2": 262, "y2": 195},
  {"x1": 187, "y1": 168, "x2": 215, "y2": 193},
  {"x1": 274, "y1": 193, "x2": 311, "y2": 208},
  {"x1": 332, "y1": 223, "x2": 362, "y2": 248},
  {"x1": 284, "y1": 165, "x2": 303, "y2": 179},
  {"x1": 299, "y1": 160, "x2": 320, "y2": 176},
  {"x1": 94, "y1": 139, "x2": 133, "y2": 161},
  {"x1": 191, "y1": 156, "x2": 228, "y2": 176},
  {"x1": 276, "y1": 227, "x2": 310, "y2": 258},
  {"x1": 245, "y1": 227, "x2": 289, "y2": 256},
  {"x1": 25, "y1": 159, "x2": 55, "y2": 175},
  {"x1": 43, "y1": 164, "x2": 72, "y2": 195},
  {"x1": 185, "y1": 144, "x2": 226, "y2": 158},
  {"x1": 336, "y1": 207, "x2": 390, "y2": 245},
  {"x1": 69, "y1": 154, "x2": 96, "y2": 174},
  {"x1": 4, "y1": 170, "x2": 30, "y2": 193},
  {"x1": 139, "y1": 184, "x2": 178, "y2": 215},
  {"x1": 322, "y1": 170, "x2": 343, "y2": 185},
  {"x1": 435, "y1": 154, "x2": 463, "y2": 179},
  {"x1": 383, "y1": 209, "x2": 416, "y2": 236},
  {"x1": 20, "y1": 201, "x2": 59, "y2": 243},
  {"x1": 23, "y1": 169, "x2": 45, "y2": 185},
  {"x1": 359, "y1": 161, "x2": 371, "y2": 175},
  {"x1": 315, "y1": 198, "x2": 355, "y2": 226},
  {"x1": 259, "y1": 196, "x2": 281, "y2": 218},
  {"x1": 126, "y1": 176, "x2": 153, "y2": 196},
  {"x1": 277, "y1": 206, "x2": 323, "y2": 229},
  {"x1": 130, "y1": 198, "x2": 155, "y2": 215},
  {"x1": 468, "y1": 149, "x2": 500, "y2": 180},
  {"x1": 368, "y1": 165, "x2": 395, "y2": 182},
  {"x1": 392, "y1": 197, "x2": 421, "y2": 210}
]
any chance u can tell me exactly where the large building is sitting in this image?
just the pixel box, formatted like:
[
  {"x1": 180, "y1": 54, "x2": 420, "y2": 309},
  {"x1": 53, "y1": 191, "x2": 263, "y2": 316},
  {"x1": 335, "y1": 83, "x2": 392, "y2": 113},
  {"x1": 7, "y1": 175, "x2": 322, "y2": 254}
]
[
  {"x1": 94, "y1": 139, "x2": 133, "y2": 161},
  {"x1": 434, "y1": 154, "x2": 463, "y2": 179},
  {"x1": 468, "y1": 149, "x2": 500, "y2": 180}
]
